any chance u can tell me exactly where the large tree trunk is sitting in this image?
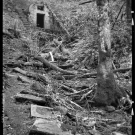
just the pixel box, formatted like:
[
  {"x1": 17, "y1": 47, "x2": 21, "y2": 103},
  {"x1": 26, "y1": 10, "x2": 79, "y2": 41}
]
[
  {"x1": 93, "y1": 0, "x2": 126, "y2": 107},
  {"x1": 126, "y1": 0, "x2": 132, "y2": 24}
]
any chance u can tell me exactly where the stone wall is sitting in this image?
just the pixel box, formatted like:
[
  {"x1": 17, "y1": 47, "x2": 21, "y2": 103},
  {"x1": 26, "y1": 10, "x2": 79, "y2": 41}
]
[
  {"x1": 28, "y1": 1, "x2": 66, "y2": 34},
  {"x1": 28, "y1": 3, "x2": 50, "y2": 29}
]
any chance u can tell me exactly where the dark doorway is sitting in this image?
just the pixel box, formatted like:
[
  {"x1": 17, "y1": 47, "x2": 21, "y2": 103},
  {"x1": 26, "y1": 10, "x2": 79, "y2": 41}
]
[{"x1": 37, "y1": 13, "x2": 44, "y2": 28}]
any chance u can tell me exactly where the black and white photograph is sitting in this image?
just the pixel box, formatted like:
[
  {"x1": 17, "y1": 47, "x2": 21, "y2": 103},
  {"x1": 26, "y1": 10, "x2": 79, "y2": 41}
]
[{"x1": 3, "y1": 0, "x2": 133, "y2": 135}]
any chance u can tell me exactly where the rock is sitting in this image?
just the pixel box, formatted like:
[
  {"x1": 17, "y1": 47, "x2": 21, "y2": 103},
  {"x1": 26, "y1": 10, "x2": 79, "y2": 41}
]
[
  {"x1": 31, "y1": 104, "x2": 60, "y2": 119},
  {"x1": 105, "y1": 106, "x2": 115, "y2": 112},
  {"x1": 29, "y1": 118, "x2": 71, "y2": 135},
  {"x1": 112, "y1": 132, "x2": 127, "y2": 135},
  {"x1": 30, "y1": 82, "x2": 47, "y2": 93}
]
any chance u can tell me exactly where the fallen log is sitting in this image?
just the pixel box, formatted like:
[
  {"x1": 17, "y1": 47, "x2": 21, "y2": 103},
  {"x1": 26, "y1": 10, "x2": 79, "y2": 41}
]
[
  {"x1": 5, "y1": 61, "x2": 24, "y2": 68},
  {"x1": 23, "y1": 62, "x2": 43, "y2": 67},
  {"x1": 14, "y1": 93, "x2": 46, "y2": 105},
  {"x1": 27, "y1": 73, "x2": 48, "y2": 85},
  {"x1": 80, "y1": 90, "x2": 93, "y2": 101},
  {"x1": 66, "y1": 100, "x2": 84, "y2": 111},
  {"x1": 4, "y1": 73, "x2": 17, "y2": 78},
  {"x1": 66, "y1": 84, "x2": 96, "y2": 98},
  {"x1": 13, "y1": 67, "x2": 48, "y2": 85},
  {"x1": 20, "y1": 90, "x2": 49, "y2": 99},
  {"x1": 113, "y1": 67, "x2": 131, "y2": 73},
  {"x1": 52, "y1": 74, "x2": 75, "y2": 80},
  {"x1": 23, "y1": 61, "x2": 73, "y2": 70},
  {"x1": 58, "y1": 64, "x2": 73, "y2": 69},
  {"x1": 19, "y1": 90, "x2": 57, "y2": 106},
  {"x1": 59, "y1": 84, "x2": 77, "y2": 93},
  {"x1": 66, "y1": 88, "x2": 90, "y2": 96},
  {"x1": 34, "y1": 56, "x2": 76, "y2": 75},
  {"x1": 79, "y1": 68, "x2": 131, "y2": 78},
  {"x1": 17, "y1": 75, "x2": 32, "y2": 83},
  {"x1": 79, "y1": 0, "x2": 93, "y2": 5},
  {"x1": 13, "y1": 67, "x2": 27, "y2": 75}
]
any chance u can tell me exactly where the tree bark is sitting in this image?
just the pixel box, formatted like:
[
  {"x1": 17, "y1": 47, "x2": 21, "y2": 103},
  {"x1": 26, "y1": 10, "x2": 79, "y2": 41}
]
[
  {"x1": 126, "y1": 0, "x2": 132, "y2": 24},
  {"x1": 94, "y1": 0, "x2": 127, "y2": 107}
]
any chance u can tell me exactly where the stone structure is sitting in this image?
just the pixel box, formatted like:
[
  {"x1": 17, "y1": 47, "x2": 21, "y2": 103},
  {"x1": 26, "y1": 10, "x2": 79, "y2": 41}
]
[{"x1": 28, "y1": 1, "x2": 65, "y2": 34}]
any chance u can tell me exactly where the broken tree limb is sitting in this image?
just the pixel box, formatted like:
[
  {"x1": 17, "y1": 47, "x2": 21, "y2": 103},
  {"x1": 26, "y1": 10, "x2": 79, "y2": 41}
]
[
  {"x1": 24, "y1": 61, "x2": 73, "y2": 70},
  {"x1": 113, "y1": 67, "x2": 131, "y2": 73},
  {"x1": 80, "y1": 90, "x2": 93, "y2": 101},
  {"x1": 14, "y1": 93, "x2": 46, "y2": 105},
  {"x1": 13, "y1": 67, "x2": 27, "y2": 75},
  {"x1": 78, "y1": 68, "x2": 131, "y2": 78},
  {"x1": 27, "y1": 73, "x2": 48, "y2": 85},
  {"x1": 52, "y1": 74, "x2": 75, "y2": 80},
  {"x1": 23, "y1": 62, "x2": 43, "y2": 67},
  {"x1": 112, "y1": 61, "x2": 120, "y2": 79},
  {"x1": 5, "y1": 61, "x2": 24, "y2": 68},
  {"x1": 20, "y1": 90, "x2": 49, "y2": 98},
  {"x1": 66, "y1": 88, "x2": 90, "y2": 96},
  {"x1": 34, "y1": 56, "x2": 76, "y2": 75},
  {"x1": 4, "y1": 73, "x2": 17, "y2": 78},
  {"x1": 17, "y1": 75, "x2": 32, "y2": 83},
  {"x1": 67, "y1": 84, "x2": 96, "y2": 96},
  {"x1": 13, "y1": 67, "x2": 48, "y2": 85},
  {"x1": 66, "y1": 100, "x2": 84, "y2": 111},
  {"x1": 79, "y1": 0, "x2": 93, "y2": 5},
  {"x1": 20, "y1": 90, "x2": 57, "y2": 106},
  {"x1": 59, "y1": 84, "x2": 77, "y2": 93}
]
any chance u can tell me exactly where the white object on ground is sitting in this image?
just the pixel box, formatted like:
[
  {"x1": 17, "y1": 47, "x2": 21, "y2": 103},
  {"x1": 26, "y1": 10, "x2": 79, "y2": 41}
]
[{"x1": 49, "y1": 51, "x2": 54, "y2": 62}]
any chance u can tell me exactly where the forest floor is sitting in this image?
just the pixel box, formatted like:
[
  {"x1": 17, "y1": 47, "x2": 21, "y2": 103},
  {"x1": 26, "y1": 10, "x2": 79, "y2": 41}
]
[
  {"x1": 3, "y1": 31, "x2": 132, "y2": 135},
  {"x1": 3, "y1": 0, "x2": 132, "y2": 135}
]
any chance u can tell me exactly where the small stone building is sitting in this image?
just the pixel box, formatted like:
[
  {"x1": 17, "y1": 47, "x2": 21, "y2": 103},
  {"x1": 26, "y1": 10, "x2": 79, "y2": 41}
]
[{"x1": 28, "y1": 1, "x2": 65, "y2": 33}]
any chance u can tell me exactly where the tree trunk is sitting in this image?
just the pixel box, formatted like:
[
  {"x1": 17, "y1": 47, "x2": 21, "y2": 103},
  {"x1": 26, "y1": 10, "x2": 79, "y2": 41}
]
[
  {"x1": 126, "y1": 0, "x2": 132, "y2": 24},
  {"x1": 93, "y1": 0, "x2": 126, "y2": 107}
]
